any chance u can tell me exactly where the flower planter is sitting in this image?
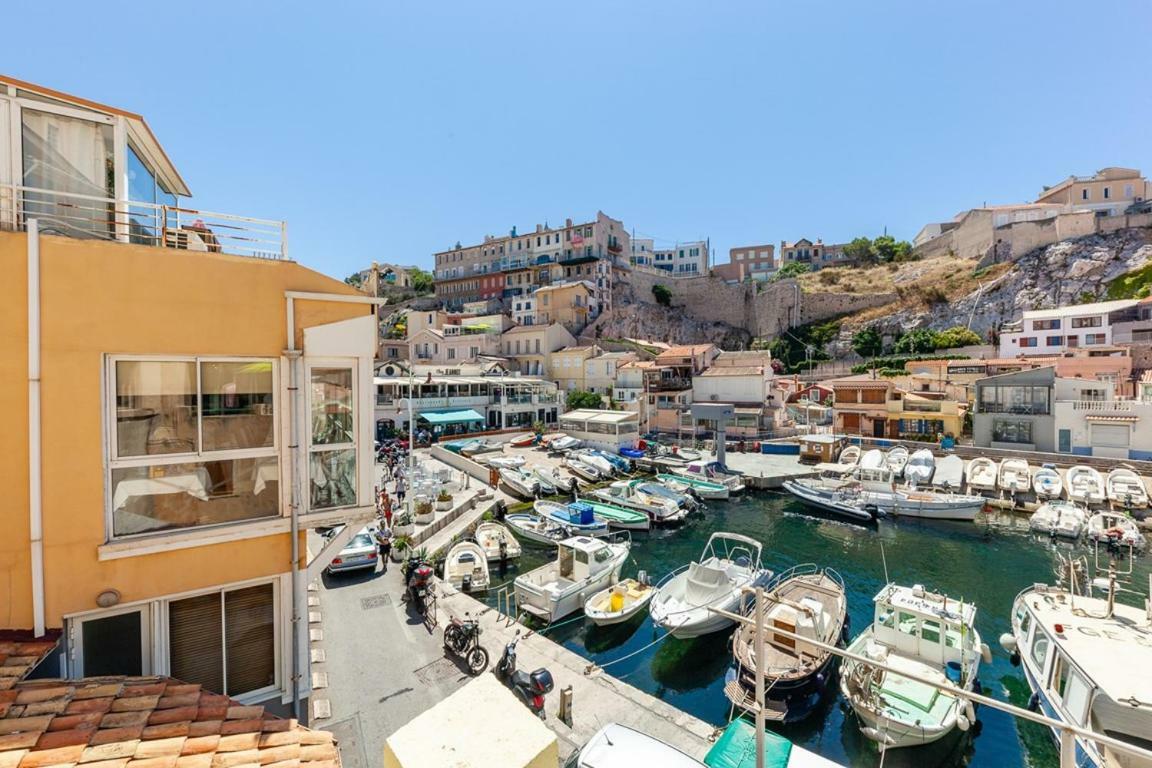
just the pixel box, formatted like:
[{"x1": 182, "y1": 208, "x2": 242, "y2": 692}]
[
  {"x1": 390, "y1": 548, "x2": 407, "y2": 563},
  {"x1": 392, "y1": 523, "x2": 414, "y2": 538},
  {"x1": 434, "y1": 499, "x2": 453, "y2": 512},
  {"x1": 414, "y1": 510, "x2": 436, "y2": 525}
]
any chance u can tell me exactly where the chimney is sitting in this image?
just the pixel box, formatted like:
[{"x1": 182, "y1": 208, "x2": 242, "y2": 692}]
[{"x1": 536, "y1": 224, "x2": 543, "y2": 233}]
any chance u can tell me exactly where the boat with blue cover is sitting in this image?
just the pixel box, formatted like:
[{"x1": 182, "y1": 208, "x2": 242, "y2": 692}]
[{"x1": 532, "y1": 500, "x2": 610, "y2": 537}]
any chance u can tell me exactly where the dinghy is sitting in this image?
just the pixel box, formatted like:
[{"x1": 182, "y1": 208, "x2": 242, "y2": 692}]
[
  {"x1": 838, "y1": 445, "x2": 861, "y2": 467},
  {"x1": 564, "y1": 455, "x2": 602, "y2": 482},
  {"x1": 547, "y1": 434, "x2": 583, "y2": 452},
  {"x1": 514, "y1": 534, "x2": 631, "y2": 623},
  {"x1": 657, "y1": 472, "x2": 728, "y2": 500},
  {"x1": 570, "y1": 499, "x2": 650, "y2": 531},
  {"x1": 590, "y1": 480, "x2": 686, "y2": 525},
  {"x1": 998, "y1": 458, "x2": 1031, "y2": 494},
  {"x1": 650, "y1": 532, "x2": 768, "y2": 639},
  {"x1": 782, "y1": 479, "x2": 879, "y2": 524},
  {"x1": 859, "y1": 448, "x2": 885, "y2": 470},
  {"x1": 1032, "y1": 465, "x2": 1063, "y2": 499},
  {"x1": 504, "y1": 513, "x2": 572, "y2": 546},
  {"x1": 498, "y1": 467, "x2": 540, "y2": 500},
  {"x1": 473, "y1": 522, "x2": 522, "y2": 561},
  {"x1": 966, "y1": 457, "x2": 998, "y2": 492},
  {"x1": 572, "y1": 450, "x2": 616, "y2": 477},
  {"x1": 443, "y1": 541, "x2": 490, "y2": 592},
  {"x1": 1065, "y1": 465, "x2": 1106, "y2": 506},
  {"x1": 460, "y1": 439, "x2": 501, "y2": 457},
  {"x1": 486, "y1": 455, "x2": 526, "y2": 469},
  {"x1": 584, "y1": 577, "x2": 655, "y2": 626},
  {"x1": 1029, "y1": 500, "x2": 1087, "y2": 540},
  {"x1": 679, "y1": 461, "x2": 745, "y2": 493},
  {"x1": 904, "y1": 449, "x2": 935, "y2": 486},
  {"x1": 931, "y1": 454, "x2": 964, "y2": 490},
  {"x1": 530, "y1": 465, "x2": 572, "y2": 496},
  {"x1": 1087, "y1": 511, "x2": 1147, "y2": 551},
  {"x1": 1106, "y1": 468, "x2": 1149, "y2": 509},
  {"x1": 508, "y1": 432, "x2": 537, "y2": 448},
  {"x1": 532, "y1": 500, "x2": 610, "y2": 537},
  {"x1": 885, "y1": 446, "x2": 909, "y2": 478}
]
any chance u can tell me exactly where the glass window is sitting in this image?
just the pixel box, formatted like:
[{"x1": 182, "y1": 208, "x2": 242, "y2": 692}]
[
  {"x1": 115, "y1": 361, "x2": 198, "y2": 457},
  {"x1": 921, "y1": 619, "x2": 942, "y2": 644},
  {"x1": 310, "y1": 367, "x2": 357, "y2": 511},
  {"x1": 897, "y1": 611, "x2": 918, "y2": 636},
  {"x1": 169, "y1": 583, "x2": 275, "y2": 697},
  {"x1": 311, "y1": 368, "x2": 354, "y2": 445},
  {"x1": 200, "y1": 361, "x2": 274, "y2": 451},
  {"x1": 1031, "y1": 630, "x2": 1051, "y2": 669}
]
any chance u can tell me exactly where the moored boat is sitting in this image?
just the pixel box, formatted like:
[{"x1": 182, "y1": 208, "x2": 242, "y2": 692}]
[
  {"x1": 443, "y1": 540, "x2": 490, "y2": 592},
  {"x1": 513, "y1": 534, "x2": 631, "y2": 622},
  {"x1": 587, "y1": 448, "x2": 631, "y2": 474},
  {"x1": 840, "y1": 583, "x2": 986, "y2": 749},
  {"x1": 460, "y1": 439, "x2": 501, "y2": 457},
  {"x1": 1086, "y1": 511, "x2": 1147, "y2": 551},
  {"x1": 530, "y1": 465, "x2": 572, "y2": 496},
  {"x1": 966, "y1": 457, "x2": 998, "y2": 492},
  {"x1": 725, "y1": 564, "x2": 848, "y2": 724},
  {"x1": 1029, "y1": 500, "x2": 1087, "y2": 540},
  {"x1": 573, "y1": 499, "x2": 650, "y2": 531},
  {"x1": 486, "y1": 454, "x2": 527, "y2": 469},
  {"x1": 1066, "y1": 465, "x2": 1106, "y2": 506},
  {"x1": 998, "y1": 457, "x2": 1032, "y2": 494},
  {"x1": 679, "y1": 460, "x2": 745, "y2": 493},
  {"x1": 498, "y1": 467, "x2": 540, "y2": 500},
  {"x1": 658, "y1": 472, "x2": 729, "y2": 500},
  {"x1": 584, "y1": 577, "x2": 655, "y2": 626},
  {"x1": 547, "y1": 434, "x2": 583, "y2": 452},
  {"x1": 857, "y1": 459, "x2": 984, "y2": 520},
  {"x1": 564, "y1": 455, "x2": 602, "y2": 482},
  {"x1": 1106, "y1": 467, "x2": 1149, "y2": 509},
  {"x1": 932, "y1": 454, "x2": 964, "y2": 491},
  {"x1": 650, "y1": 532, "x2": 769, "y2": 639},
  {"x1": 572, "y1": 450, "x2": 616, "y2": 477},
  {"x1": 885, "y1": 445, "x2": 910, "y2": 478},
  {"x1": 473, "y1": 521, "x2": 522, "y2": 561},
  {"x1": 533, "y1": 500, "x2": 610, "y2": 537},
  {"x1": 782, "y1": 479, "x2": 879, "y2": 524},
  {"x1": 508, "y1": 432, "x2": 537, "y2": 448},
  {"x1": 504, "y1": 512, "x2": 572, "y2": 546},
  {"x1": 904, "y1": 449, "x2": 935, "y2": 486},
  {"x1": 590, "y1": 480, "x2": 686, "y2": 525},
  {"x1": 1032, "y1": 465, "x2": 1063, "y2": 499},
  {"x1": 838, "y1": 444, "x2": 861, "y2": 467}
]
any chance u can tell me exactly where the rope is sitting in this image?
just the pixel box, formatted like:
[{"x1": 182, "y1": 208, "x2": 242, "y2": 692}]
[{"x1": 586, "y1": 630, "x2": 674, "y2": 674}]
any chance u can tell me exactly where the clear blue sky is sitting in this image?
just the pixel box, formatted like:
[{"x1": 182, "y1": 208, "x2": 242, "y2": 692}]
[{"x1": 8, "y1": 1, "x2": 1149, "y2": 277}]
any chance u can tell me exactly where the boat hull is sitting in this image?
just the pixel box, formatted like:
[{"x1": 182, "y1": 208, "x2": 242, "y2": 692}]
[
  {"x1": 726, "y1": 652, "x2": 838, "y2": 724},
  {"x1": 515, "y1": 559, "x2": 625, "y2": 623},
  {"x1": 783, "y1": 480, "x2": 877, "y2": 523}
]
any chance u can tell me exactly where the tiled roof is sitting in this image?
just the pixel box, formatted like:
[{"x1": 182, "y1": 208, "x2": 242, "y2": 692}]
[
  {"x1": 656, "y1": 344, "x2": 715, "y2": 358},
  {"x1": 0, "y1": 641, "x2": 58, "y2": 692},
  {"x1": 0, "y1": 677, "x2": 339, "y2": 768},
  {"x1": 698, "y1": 366, "x2": 764, "y2": 377}
]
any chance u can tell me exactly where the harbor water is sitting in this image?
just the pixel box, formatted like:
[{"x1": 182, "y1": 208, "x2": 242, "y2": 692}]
[{"x1": 484, "y1": 492, "x2": 1152, "y2": 768}]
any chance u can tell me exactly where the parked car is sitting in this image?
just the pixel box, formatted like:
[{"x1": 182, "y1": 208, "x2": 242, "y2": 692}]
[
  {"x1": 563, "y1": 723, "x2": 704, "y2": 768},
  {"x1": 326, "y1": 528, "x2": 379, "y2": 574}
]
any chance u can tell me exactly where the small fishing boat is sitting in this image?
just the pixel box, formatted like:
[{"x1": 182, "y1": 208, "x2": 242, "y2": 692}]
[
  {"x1": 782, "y1": 479, "x2": 879, "y2": 524},
  {"x1": 725, "y1": 565, "x2": 847, "y2": 723},
  {"x1": 856, "y1": 460, "x2": 984, "y2": 521},
  {"x1": 1029, "y1": 500, "x2": 1087, "y2": 540},
  {"x1": 1086, "y1": 511, "x2": 1147, "y2": 551},
  {"x1": 634, "y1": 480, "x2": 698, "y2": 514},
  {"x1": 584, "y1": 577, "x2": 654, "y2": 626},
  {"x1": 533, "y1": 500, "x2": 610, "y2": 537},
  {"x1": 443, "y1": 540, "x2": 490, "y2": 592},
  {"x1": 587, "y1": 448, "x2": 631, "y2": 474},
  {"x1": 1032, "y1": 465, "x2": 1063, "y2": 499},
  {"x1": 530, "y1": 465, "x2": 572, "y2": 496},
  {"x1": 1066, "y1": 465, "x2": 1106, "y2": 506},
  {"x1": 590, "y1": 480, "x2": 686, "y2": 525},
  {"x1": 564, "y1": 455, "x2": 602, "y2": 482},
  {"x1": 657, "y1": 472, "x2": 729, "y2": 500},
  {"x1": 473, "y1": 522, "x2": 522, "y2": 561},
  {"x1": 904, "y1": 449, "x2": 935, "y2": 486},
  {"x1": 932, "y1": 454, "x2": 964, "y2": 490},
  {"x1": 572, "y1": 499, "x2": 650, "y2": 531},
  {"x1": 504, "y1": 513, "x2": 572, "y2": 546},
  {"x1": 966, "y1": 457, "x2": 998, "y2": 492},
  {"x1": 547, "y1": 434, "x2": 583, "y2": 452},
  {"x1": 499, "y1": 467, "x2": 540, "y2": 500},
  {"x1": 841, "y1": 583, "x2": 987, "y2": 749},
  {"x1": 460, "y1": 439, "x2": 501, "y2": 457},
  {"x1": 679, "y1": 460, "x2": 745, "y2": 493},
  {"x1": 441, "y1": 438, "x2": 479, "y2": 454},
  {"x1": 619, "y1": 446, "x2": 645, "y2": 459},
  {"x1": 650, "y1": 532, "x2": 769, "y2": 639},
  {"x1": 514, "y1": 534, "x2": 631, "y2": 622},
  {"x1": 838, "y1": 445, "x2": 861, "y2": 467},
  {"x1": 572, "y1": 450, "x2": 616, "y2": 477},
  {"x1": 859, "y1": 448, "x2": 885, "y2": 470},
  {"x1": 508, "y1": 432, "x2": 537, "y2": 448},
  {"x1": 673, "y1": 447, "x2": 703, "y2": 462},
  {"x1": 885, "y1": 445, "x2": 910, "y2": 478},
  {"x1": 998, "y1": 458, "x2": 1031, "y2": 494},
  {"x1": 1106, "y1": 468, "x2": 1150, "y2": 509},
  {"x1": 486, "y1": 455, "x2": 526, "y2": 469}
]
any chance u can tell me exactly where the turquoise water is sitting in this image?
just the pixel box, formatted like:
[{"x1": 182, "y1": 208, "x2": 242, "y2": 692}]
[{"x1": 483, "y1": 492, "x2": 1151, "y2": 768}]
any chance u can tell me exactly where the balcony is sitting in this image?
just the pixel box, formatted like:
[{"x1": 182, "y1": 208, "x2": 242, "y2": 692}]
[
  {"x1": 649, "y1": 377, "x2": 692, "y2": 392},
  {"x1": 1, "y1": 185, "x2": 286, "y2": 260}
]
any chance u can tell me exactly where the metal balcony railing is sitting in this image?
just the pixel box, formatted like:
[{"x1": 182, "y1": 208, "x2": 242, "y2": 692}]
[{"x1": 0, "y1": 184, "x2": 287, "y2": 260}]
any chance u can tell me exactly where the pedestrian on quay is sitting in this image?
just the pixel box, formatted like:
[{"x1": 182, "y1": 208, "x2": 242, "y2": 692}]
[
  {"x1": 395, "y1": 474, "x2": 407, "y2": 506},
  {"x1": 376, "y1": 526, "x2": 392, "y2": 572},
  {"x1": 381, "y1": 492, "x2": 393, "y2": 528}
]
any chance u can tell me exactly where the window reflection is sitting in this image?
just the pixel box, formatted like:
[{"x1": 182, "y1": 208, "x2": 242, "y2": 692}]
[
  {"x1": 311, "y1": 368, "x2": 354, "y2": 445},
  {"x1": 116, "y1": 361, "x2": 198, "y2": 457},
  {"x1": 200, "y1": 361, "x2": 275, "y2": 451},
  {"x1": 310, "y1": 449, "x2": 356, "y2": 510}
]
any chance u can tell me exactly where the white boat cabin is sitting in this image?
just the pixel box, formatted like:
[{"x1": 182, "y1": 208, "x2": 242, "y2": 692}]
[
  {"x1": 872, "y1": 584, "x2": 979, "y2": 671},
  {"x1": 557, "y1": 536, "x2": 619, "y2": 581}
]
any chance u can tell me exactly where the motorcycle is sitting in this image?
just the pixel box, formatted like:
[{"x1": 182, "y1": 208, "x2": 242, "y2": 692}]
[
  {"x1": 494, "y1": 631, "x2": 553, "y2": 718},
  {"x1": 401, "y1": 556, "x2": 434, "y2": 615},
  {"x1": 443, "y1": 613, "x2": 489, "y2": 675}
]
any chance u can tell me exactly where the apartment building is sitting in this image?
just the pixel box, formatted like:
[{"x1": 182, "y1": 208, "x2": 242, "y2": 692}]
[
  {"x1": 585, "y1": 350, "x2": 638, "y2": 396},
  {"x1": 716, "y1": 243, "x2": 777, "y2": 282},
  {"x1": 779, "y1": 238, "x2": 850, "y2": 270},
  {"x1": 502, "y1": 322, "x2": 578, "y2": 377},
  {"x1": 651, "y1": 240, "x2": 708, "y2": 276},
  {"x1": 433, "y1": 211, "x2": 628, "y2": 314},
  {"x1": 0, "y1": 76, "x2": 378, "y2": 712},
  {"x1": 551, "y1": 346, "x2": 601, "y2": 392},
  {"x1": 914, "y1": 203, "x2": 1064, "y2": 248},
  {"x1": 831, "y1": 376, "x2": 966, "y2": 439},
  {"x1": 997, "y1": 299, "x2": 1148, "y2": 357},
  {"x1": 691, "y1": 355, "x2": 776, "y2": 437},
  {"x1": 534, "y1": 280, "x2": 597, "y2": 334},
  {"x1": 1035, "y1": 167, "x2": 1149, "y2": 216}
]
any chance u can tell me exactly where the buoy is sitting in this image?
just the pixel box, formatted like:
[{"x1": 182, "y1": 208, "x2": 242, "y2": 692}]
[
  {"x1": 981, "y1": 642, "x2": 993, "y2": 664},
  {"x1": 1028, "y1": 692, "x2": 1040, "y2": 712},
  {"x1": 958, "y1": 714, "x2": 970, "y2": 732}
]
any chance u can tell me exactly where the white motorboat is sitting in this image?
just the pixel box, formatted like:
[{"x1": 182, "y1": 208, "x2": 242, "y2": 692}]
[
  {"x1": 1106, "y1": 468, "x2": 1150, "y2": 509},
  {"x1": 587, "y1": 449, "x2": 631, "y2": 474},
  {"x1": 650, "y1": 532, "x2": 768, "y2": 639},
  {"x1": 504, "y1": 513, "x2": 571, "y2": 546},
  {"x1": 966, "y1": 457, "x2": 998, "y2": 492},
  {"x1": 904, "y1": 449, "x2": 935, "y2": 486},
  {"x1": 677, "y1": 460, "x2": 745, "y2": 493},
  {"x1": 1087, "y1": 512, "x2": 1147, "y2": 551},
  {"x1": 841, "y1": 583, "x2": 986, "y2": 749},
  {"x1": 782, "y1": 479, "x2": 879, "y2": 524},
  {"x1": 657, "y1": 473, "x2": 729, "y2": 500},
  {"x1": 572, "y1": 450, "x2": 616, "y2": 477},
  {"x1": 725, "y1": 565, "x2": 847, "y2": 723},
  {"x1": 859, "y1": 449, "x2": 885, "y2": 470},
  {"x1": 1032, "y1": 465, "x2": 1063, "y2": 499},
  {"x1": 533, "y1": 500, "x2": 610, "y2": 537},
  {"x1": 932, "y1": 454, "x2": 964, "y2": 491},
  {"x1": 530, "y1": 465, "x2": 572, "y2": 496},
  {"x1": 584, "y1": 577, "x2": 655, "y2": 626},
  {"x1": 547, "y1": 434, "x2": 583, "y2": 452},
  {"x1": 499, "y1": 467, "x2": 540, "y2": 500},
  {"x1": 460, "y1": 439, "x2": 501, "y2": 457},
  {"x1": 838, "y1": 445, "x2": 861, "y2": 467},
  {"x1": 514, "y1": 534, "x2": 631, "y2": 623},
  {"x1": 486, "y1": 454, "x2": 526, "y2": 469},
  {"x1": 473, "y1": 522, "x2": 521, "y2": 561},
  {"x1": 1066, "y1": 465, "x2": 1106, "y2": 506},
  {"x1": 443, "y1": 541, "x2": 490, "y2": 593},
  {"x1": 885, "y1": 446, "x2": 910, "y2": 478},
  {"x1": 564, "y1": 455, "x2": 602, "y2": 482},
  {"x1": 1029, "y1": 500, "x2": 1087, "y2": 540},
  {"x1": 857, "y1": 460, "x2": 984, "y2": 521},
  {"x1": 634, "y1": 480, "x2": 698, "y2": 514},
  {"x1": 998, "y1": 458, "x2": 1031, "y2": 494},
  {"x1": 999, "y1": 562, "x2": 1152, "y2": 768},
  {"x1": 674, "y1": 447, "x2": 703, "y2": 462},
  {"x1": 590, "y1": 480, "x2": 688, "y2": 524}
]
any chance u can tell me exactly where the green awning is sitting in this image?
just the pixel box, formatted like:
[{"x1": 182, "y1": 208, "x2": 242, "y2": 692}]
[
  {"x1": 418, "y1": 409, "x2": 485, "y2": 425},
  {"x1": 704, "y1": 719, "x2": 792, "y2": 768}
]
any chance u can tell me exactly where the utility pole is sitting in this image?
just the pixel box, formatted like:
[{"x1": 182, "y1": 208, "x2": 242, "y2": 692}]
[{"x1": 754, "y1": 585, "x2": 766, "y2": 768}]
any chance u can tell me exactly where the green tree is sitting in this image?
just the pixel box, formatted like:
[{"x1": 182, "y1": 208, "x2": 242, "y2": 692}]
[
  {"x1": 343, "y1": 272, "x2": 364, "y2": 289},
  {"x1": 652, "y1": 284, "x2": 672, "y2": 306},
  {"x1": 408, "y1": 267, "x2": 434, "y2": 294},
  {"x1": 894, "y1": 328, "x2": 937, "y2": 354},
  {"x1": 768, "y1": 262, "x2": 812, "y2": 282},
  {"x1": 842, "y1": 237, "x2": 875, "y2": 265},
  {"x1": 933, "y1": 325, "x2": 982, "y2": 350},
  {"x1": 871, "y1": 235, "x2": 904, "y2": 263},
  {"x1": 566, "y1": 390, "x2": 603, "y2": 410},
  {"x1": 851, "y1": 327, "x2": 884, "y2": 357}
]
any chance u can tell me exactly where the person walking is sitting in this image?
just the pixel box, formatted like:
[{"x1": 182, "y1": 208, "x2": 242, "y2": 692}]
[
  {"x1": 375, "y1": 526, "x2": 392, "y2": 572},
  {"x1": 381, "y1": 492, "x2": 394, "y2": 528},
  {"x1": 395, "y1": 474, "x2": 407, "y2": 506}
]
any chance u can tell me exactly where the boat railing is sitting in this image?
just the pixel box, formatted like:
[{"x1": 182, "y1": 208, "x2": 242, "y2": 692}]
[
  {"x1": 602, "y1": 529, "x2": 632, "y2": 547},
  {"x1": 655, "y1": 562, "x2": 693, "y2": 588},
  {"x1": 760, "y1": 563, "x2": 847, "y2": 594}
]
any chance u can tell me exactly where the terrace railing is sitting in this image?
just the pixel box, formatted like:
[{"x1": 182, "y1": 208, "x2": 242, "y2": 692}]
[{"x1": 0, "y1": 184, "x2": 287, "y2": 260}]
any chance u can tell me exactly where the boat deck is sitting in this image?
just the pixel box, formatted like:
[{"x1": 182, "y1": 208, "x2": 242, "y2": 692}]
[
  {"x1": 873, "y1": 656, "x2": 954, "y2": 727},
  {"x1": 733, "y1": 574, "x2": 843, "y2": 681}
]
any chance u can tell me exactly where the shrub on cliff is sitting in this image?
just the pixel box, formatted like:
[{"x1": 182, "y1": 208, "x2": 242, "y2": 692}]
[{"x1": 652, "y1": 284, "x2": 672, "y2": 306}]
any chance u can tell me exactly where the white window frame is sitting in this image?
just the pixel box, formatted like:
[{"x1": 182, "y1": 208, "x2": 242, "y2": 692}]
[
  {"x1": 104, "y1": 355, "x2": 282, "y2": 542},
  {"x1": 307, "y1": 358, "x2": 359, "y2": 513}
]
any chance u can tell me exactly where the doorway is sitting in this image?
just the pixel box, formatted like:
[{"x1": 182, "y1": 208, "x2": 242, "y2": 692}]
[{"x1": 73, "y1": 607, "x2": 150, "y2": 677}]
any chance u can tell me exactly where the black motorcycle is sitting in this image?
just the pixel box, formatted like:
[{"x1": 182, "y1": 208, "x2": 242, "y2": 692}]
[
  {"x1": 402, "y1": 556, "x2": 435, "y2": 615},
  {"x1": 494, "y1": 631, "x2": 553, "y2": 718},
  {"x1": 443, "y1": 613, "x2": 489, "y2": 674}
]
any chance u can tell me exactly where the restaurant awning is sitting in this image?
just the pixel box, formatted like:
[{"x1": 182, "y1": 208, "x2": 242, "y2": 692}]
[{"x1": 418, "y1": 409, "x2": 485, "y2": 425}]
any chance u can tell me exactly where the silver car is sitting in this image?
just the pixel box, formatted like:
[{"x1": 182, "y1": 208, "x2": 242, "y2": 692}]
[{"x1": 326, "y1": 528, "x2": 379, "y2": 574}]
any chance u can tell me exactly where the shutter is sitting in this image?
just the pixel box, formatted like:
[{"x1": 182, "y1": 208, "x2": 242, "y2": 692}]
[
  {"x1": 1091, "y1": 424, "x2": 1130, "y2": 449},
  {"x1": 225, "y1": 584, "x2": 276, "y2": 695},
  {"x1": 169, "y1": 594, "x2": 224, "y2": 693}
]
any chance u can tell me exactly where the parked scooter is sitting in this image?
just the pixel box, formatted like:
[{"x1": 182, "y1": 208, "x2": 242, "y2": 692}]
[
  {"x1": 494, "y1": 631, "x2": 554, "y2": 718},
  {"x1": 443, "y1": 613, "x2": 489, "y2": 675},
  {"x1": 401, "y1": 556, "x2": 434, "y2": 615}
]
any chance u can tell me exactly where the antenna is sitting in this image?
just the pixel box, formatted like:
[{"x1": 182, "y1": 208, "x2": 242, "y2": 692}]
[{"x1": 880, "y1": 542, "x2": 890, "y2": 586}]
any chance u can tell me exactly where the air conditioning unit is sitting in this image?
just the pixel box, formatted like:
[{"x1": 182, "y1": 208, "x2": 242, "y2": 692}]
[{"x1": 710, "y1": 394, "x2": 718, "y2": 401}]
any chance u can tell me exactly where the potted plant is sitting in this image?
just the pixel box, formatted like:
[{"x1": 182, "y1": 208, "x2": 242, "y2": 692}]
[
  {"x1": 391, "y1": 535, "x2": 411, "y2": 563},
  {"x1": 392, "y1": 512, "x2": 414, "y2": 538},
  {"x1": 435, "y1": 489, "x2": 454, "y2": 511},
  {"x1": 414, "y1": 498, "x2": 435, "y2": 525}
]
